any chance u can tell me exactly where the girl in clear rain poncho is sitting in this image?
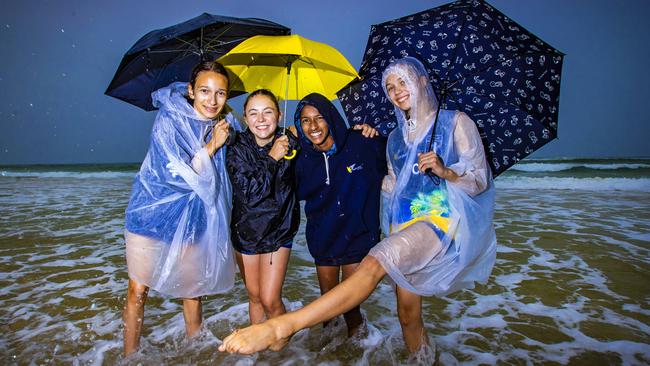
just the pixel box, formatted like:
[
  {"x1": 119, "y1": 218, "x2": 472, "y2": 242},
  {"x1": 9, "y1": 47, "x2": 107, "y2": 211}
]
[
  {"x1": 218, "y1": 56, "x2": 497, "y2": 356},
  {"x1": 122, "y1": 61, "x2": 236, "y2": 356}
]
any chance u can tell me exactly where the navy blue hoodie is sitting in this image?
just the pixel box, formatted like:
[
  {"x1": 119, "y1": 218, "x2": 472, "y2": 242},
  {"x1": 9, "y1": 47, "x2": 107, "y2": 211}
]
[{"x1": 294, "y1": 93, "x2": 386, "y2": 266}]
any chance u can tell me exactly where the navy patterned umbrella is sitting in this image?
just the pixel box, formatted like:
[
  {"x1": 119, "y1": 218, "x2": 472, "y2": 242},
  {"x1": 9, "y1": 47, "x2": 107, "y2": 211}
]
[
  {"x1": 337, "y1": 0, "x2": 564, "y2": 176},
  {"x1": 105, "y1": 13, "x2": 290, "y2": 111}
]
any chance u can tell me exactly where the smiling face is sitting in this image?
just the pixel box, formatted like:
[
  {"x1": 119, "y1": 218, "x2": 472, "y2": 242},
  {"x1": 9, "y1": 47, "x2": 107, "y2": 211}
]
[
  {"x1": 299, "y1": 104, "x2": 334, "y2": 152},
  {"x1": 244, "y1": 94, "x2": 280, "y2": 146},
  {"x1": 384, "y1": 73, "x2": 412, "y2": 114},
  {"x1": 187, "y1": 70, "x2": 228, "y2": 120}
]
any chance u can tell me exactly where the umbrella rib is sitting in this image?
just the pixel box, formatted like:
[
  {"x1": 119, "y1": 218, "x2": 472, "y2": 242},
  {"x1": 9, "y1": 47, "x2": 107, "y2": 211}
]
[
  {"x1": 202, "y1": 24, "x2": 234, "y2": 49},
  {"x1": 203, "y1": 37, "x2": 248, "y2": 51},
  {"x1": 148, "y1": 49, "x2": 197, "y2": 54},
  {"x1": 157, "y1": 26, "x2": 239, "y2": 57},
  {"x1": 174, "y1": 36, "x2": 200, "y2": 50}
]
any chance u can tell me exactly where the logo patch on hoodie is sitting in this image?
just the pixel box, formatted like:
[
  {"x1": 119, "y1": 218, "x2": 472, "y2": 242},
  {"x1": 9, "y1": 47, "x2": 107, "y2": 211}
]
[{"x1": 346, "y1": 163, "x2": 364, "y2": 173}]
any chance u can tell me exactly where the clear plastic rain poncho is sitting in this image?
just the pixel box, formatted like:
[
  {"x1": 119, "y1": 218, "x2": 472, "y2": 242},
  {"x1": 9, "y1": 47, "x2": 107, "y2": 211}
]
[
  {"x1": 124, "y1": 82, "x2": 235, "y2": 298},
  {"x1": 368, "y1": 57, "x2": 497, "y2": 296}
]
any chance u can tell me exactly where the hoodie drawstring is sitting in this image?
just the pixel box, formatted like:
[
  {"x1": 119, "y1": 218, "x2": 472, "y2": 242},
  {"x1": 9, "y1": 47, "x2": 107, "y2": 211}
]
[{"x1": 322, "y1": 152, "x2": 330, "y2": 185}]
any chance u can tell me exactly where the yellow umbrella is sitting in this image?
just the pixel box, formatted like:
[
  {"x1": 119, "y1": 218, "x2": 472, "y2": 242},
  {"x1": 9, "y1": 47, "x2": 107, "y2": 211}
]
[
  {"x1": 217, "y1": 34, "x2": 359, "y2": 126},
  {"x1": 218, "y1": 34, "x2": 358, "y2": 159},
  {"x1": 219, "y1": 34, "x2": 358, "y2": 99}
]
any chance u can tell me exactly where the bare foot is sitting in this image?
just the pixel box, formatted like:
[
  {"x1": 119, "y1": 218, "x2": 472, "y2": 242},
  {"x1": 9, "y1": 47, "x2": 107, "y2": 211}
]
[{"x1": 218, "y1": 318, "x2": 293, "y2": 354}]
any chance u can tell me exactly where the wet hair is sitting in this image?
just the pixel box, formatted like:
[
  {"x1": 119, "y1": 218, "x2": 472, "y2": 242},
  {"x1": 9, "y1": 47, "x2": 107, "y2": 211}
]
[
  {"x1": 189, "y1": 60, "x2": 230, "y2": 90},
  {"x1": 243, "y1": 89, "x2": 280, "y2": 115}
]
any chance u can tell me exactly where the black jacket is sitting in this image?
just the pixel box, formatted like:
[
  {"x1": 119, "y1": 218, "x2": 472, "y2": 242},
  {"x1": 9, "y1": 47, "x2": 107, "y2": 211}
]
[{"x1": 226, "y1": 129, "x2": 300, "y2": 254}]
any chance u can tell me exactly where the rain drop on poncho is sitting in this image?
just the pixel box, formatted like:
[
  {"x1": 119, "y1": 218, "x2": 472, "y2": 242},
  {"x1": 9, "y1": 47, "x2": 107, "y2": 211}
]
[
  {"x1": 124, "y1": 82, "x2": 235, "y2": 298},
  {"x1": 369, "y1": 57, "x2": 497, "y2": 296}
]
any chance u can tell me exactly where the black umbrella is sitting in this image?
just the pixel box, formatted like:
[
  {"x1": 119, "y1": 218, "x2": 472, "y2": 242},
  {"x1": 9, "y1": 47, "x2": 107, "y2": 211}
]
[
  {"x1": 337, "y1": 0, "x2": 564, "y2": 176},
  {"x1": 105, "y1": 13, "x2": 290, "y2": 111}
]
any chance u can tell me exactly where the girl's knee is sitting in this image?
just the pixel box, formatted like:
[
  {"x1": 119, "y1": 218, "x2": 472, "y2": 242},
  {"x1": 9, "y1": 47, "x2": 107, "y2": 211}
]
[
  {"x1": 127, "y1": 280, "x2": 149, "y2": 302},
  {"x1": 247, "y1": 292, "x2": 262, "y2": 305},
  {"x1": 261, "y1": 295, "x2": 284, "y2": 314},
  {"x1": 397, "y1": 310, "x2": 422, "y2": 329},
  {"x1": 360, "y1": 255, "x2": 386, "y2": 279},
  {"x1": 397, "y1": 301, "x2": 422, "y2": 328}
]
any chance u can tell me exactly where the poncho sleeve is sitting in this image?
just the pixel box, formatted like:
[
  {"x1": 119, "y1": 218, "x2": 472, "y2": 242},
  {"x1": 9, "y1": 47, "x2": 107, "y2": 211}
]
[
  {"x1": 190, "y1": 147, "x2": 212, "y2": 174},
  {"x1": 151, "y1": 110, "x2": 216, "y2": 205},
  {"x1": 447, "y1": 112, "x2": 490, "y2": 197},
  {"x1": 382, "y1": 159, "x2": 397, "y2": 194}
]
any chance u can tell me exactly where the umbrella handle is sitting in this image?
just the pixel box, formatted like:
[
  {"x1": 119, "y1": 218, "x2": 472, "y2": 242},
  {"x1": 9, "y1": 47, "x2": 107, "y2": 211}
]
[
  {"x1": 424, "y1": 155, "x2": 444, "y2": 185},
  {"x1": 283, "y1": 149, "x2": 297, "y2": 160}
]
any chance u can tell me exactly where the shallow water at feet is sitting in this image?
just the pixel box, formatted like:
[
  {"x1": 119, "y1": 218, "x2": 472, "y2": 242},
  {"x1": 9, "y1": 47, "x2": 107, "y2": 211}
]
[{"x1": 1, "y1": 161, "x2": 649, "y2": 365}]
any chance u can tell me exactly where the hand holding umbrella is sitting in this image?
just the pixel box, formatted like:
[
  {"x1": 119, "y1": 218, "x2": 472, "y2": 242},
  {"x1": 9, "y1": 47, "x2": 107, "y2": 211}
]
[
  {"x1": 207, "y1": 119, "x2": 231, "y2": 156},
  {"x1": 268, "y1": 135, "x2": 292, "y2": 161}
]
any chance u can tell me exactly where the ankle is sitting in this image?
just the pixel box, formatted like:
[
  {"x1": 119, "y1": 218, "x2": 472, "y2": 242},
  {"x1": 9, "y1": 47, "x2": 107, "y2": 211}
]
[{"x1": 268, "y1": 317, "x2": 295, "y2": 340}]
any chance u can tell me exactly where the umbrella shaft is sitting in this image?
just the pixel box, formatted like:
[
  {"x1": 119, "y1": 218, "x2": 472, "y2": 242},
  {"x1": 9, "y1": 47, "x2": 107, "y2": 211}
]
[
  {"x1": 282, "y1": 62, "x2": 292, "y2": 132},
  {"x1": 426, "y1": 92, "x2": 446, "y2": 153}
]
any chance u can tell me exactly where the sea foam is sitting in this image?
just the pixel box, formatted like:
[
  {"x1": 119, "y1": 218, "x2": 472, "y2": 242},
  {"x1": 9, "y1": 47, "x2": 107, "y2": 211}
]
[
  {"x1": 0, "y1": 170, "x2": 135, "y2": 179},
  {"x1": 496, "y1": 176, "x2": 650, "y2": 192},
  {"x1": 510, "y1": 162, "x2": 650, "y2": 172}
]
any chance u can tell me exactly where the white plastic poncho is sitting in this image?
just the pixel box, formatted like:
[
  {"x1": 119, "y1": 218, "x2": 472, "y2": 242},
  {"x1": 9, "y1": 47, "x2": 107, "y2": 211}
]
[
  {"x1": 369, "y1": 57, "x2": 497, "y2": 296},
  {"x1": 124, "y1": 82, "x2": 235, "y2": 298}
]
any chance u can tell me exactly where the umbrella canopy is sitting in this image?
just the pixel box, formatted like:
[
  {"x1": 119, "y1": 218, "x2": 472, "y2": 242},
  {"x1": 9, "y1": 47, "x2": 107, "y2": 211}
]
[
  {"x1": 337, "y1": 0, "x2": 564, "y2": 176},
  {"x1": 105, "y1": 13, "x2": 290, "y2": 111},
  {"x1": 218, "y1": 34, "x2": 359, "y2": 102}
]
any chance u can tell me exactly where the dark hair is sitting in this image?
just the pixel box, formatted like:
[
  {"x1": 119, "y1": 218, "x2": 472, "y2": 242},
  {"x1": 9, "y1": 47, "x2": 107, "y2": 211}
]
[
  {"x1": 243, "y1": 89, "x2": 280, "y2": 115},
  {"x1": 189, "y1": 61, "x2": 230, "y2": 90}
]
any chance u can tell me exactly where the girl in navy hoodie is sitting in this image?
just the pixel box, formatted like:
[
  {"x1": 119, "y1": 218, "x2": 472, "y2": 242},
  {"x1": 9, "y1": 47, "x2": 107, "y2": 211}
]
[{"x1": 293, "y1": 93, "x2": 386, "y2": 336}]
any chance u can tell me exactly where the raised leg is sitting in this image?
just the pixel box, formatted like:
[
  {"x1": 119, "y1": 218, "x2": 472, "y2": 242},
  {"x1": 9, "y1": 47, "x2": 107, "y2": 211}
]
[{"x1": 218, "y1": 255, "x2": 387, "y2": 354}]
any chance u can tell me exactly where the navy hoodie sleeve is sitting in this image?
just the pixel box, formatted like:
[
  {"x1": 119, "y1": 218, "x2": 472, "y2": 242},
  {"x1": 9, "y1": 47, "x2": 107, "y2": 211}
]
[{"x1": 226, "y1": 141, "x2": 279, "y2": 207}]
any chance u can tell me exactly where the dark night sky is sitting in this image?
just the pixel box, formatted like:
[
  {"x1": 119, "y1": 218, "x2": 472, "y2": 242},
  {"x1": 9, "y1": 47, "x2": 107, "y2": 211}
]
[{"x1": 1, "y1": 0, "x2": 649, "y2": 165}]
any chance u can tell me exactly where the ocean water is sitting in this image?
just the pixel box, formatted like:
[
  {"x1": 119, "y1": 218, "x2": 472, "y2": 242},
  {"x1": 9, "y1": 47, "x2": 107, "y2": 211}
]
[{"x1": 0, "y1": 158, "x2": 649, "y2": 365}]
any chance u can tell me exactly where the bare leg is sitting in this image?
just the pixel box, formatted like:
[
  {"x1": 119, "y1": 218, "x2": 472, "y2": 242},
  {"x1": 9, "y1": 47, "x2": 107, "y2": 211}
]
[
  {"x1": 218, "y1": 255, "x2": 386, "y2": 354},
  {"x1": 315, "y1": 265, "x2": 340, "y2": 327},
  {"x1": 123, "y1": 278, "x2": 149, "y2": 356},
  {"x1": 182, "y1": 297, "x2": 202, "y2": 337},
  {"x1": 341, "y1": 263, "x2": 364, "y2": 337},
  {"x1": 258, "y1": 247, "x2": 291, "y2": 319},
  {"x1": 237, "y1": 252, "x2": 265, "y2": 324},
  {"x1": 316, "y1": 263, "x2": 363, "y2": 335},
  {"x1": 395, "y1": 285, "x2": 428, "y2": 353}
]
